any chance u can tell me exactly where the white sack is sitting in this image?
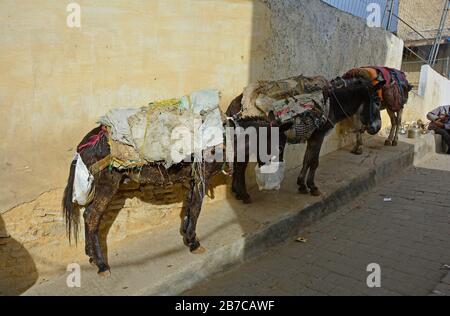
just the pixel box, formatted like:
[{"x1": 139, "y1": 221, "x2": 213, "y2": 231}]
[
  {"x1": 191, "y1": 89, "x2": 224, "y2": 150},
  {"x1": 98, "y1": 108, "x2": 140, "y2": 146},
  {"x1": 72, "y1": 154, "x2": 94, "y2": 206},
  {"x1": 255, "y1": 161, "x2": 286, "y2": 191},
  {"x1": 98, "y1": 89, "x2": 224, "y2": 169}
]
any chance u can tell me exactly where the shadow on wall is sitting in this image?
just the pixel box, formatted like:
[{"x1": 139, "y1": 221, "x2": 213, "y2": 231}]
[{"x1": 0, "y1": 215, "x2": 38, "y2": 296}]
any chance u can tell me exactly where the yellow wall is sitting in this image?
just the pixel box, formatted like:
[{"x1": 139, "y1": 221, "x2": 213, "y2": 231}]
[{"x1": 0, "y1": 0, "x2": 267, "y2": 212}]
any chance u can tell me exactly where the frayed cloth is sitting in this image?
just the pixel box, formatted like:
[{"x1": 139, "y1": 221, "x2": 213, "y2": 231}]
[
  {"x1": 240, "y1": 75, "x2": 330, "y2": 143},
  {"x1": 98, "y1": 89, "x2": 224, "y2": 169},
  {"x1": 241, "y1": 75, "x2": 328, "y2": 118}
]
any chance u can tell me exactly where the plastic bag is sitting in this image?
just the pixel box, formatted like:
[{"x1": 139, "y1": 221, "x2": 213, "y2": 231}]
[
  {"x1": 255, "y1": 161, "x2": 286, "y2": 191},
  {"x1": 72, "y1": 153, "x2": 94, "y2": 206}
]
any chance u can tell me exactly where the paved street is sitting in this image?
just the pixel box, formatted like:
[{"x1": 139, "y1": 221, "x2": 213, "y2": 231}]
[{"x1": 184, "y1": 154, "x2": 450, "y2": 296}]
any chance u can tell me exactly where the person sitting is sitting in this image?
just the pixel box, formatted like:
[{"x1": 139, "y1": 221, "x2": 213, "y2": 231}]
[{"x1": 427, "y1": 105, "x2": 450, "y2": 154}]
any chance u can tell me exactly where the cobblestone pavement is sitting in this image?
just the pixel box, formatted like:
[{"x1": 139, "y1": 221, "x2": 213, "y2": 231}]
[{"x1": 184, "y1": 154, "x2": 450, "y2": 296}]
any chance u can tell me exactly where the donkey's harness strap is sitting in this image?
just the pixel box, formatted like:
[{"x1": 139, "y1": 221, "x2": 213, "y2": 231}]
[{"x1": 89, "y1": 154, "x2": 112, "y2": 176}]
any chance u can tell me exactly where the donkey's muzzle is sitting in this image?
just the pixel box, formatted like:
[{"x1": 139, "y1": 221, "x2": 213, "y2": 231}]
[{"x1": 366, "y1": 120, "x2": 381, "y2": 135}]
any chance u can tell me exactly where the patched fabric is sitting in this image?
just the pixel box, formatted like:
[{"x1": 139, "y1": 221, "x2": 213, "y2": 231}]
[
  {"x1": 240, "y1": 75, "x2": 330, "y2": 144},
  {"x1": 241, "y1": 75, "x2": 329, "y2": 118},
  {"x1": 98, "y1": 89, "x2": 223, "y2": 169}
]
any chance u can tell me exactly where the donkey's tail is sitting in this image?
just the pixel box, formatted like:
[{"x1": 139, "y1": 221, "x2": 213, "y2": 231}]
[{"x1": 62, "y1": 157, "x2": 81, "y2": 244}]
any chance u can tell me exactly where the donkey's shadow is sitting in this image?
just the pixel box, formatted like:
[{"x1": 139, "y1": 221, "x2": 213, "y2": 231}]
[
  {"x1": 0, "y1": 215, "x2": 38, "y2": 296},
  {"x1": 97, "y1": 175, "x2": 227, "y2": 265}
]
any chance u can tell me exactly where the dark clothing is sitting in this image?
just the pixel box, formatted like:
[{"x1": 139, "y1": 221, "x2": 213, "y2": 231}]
[{"x1": 429, "y1": 125, "x2": 450, "y2": 154}]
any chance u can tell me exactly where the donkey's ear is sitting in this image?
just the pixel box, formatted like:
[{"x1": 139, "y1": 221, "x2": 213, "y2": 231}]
[{"x1": 372, "y1": 80, "x2": 386, "y2": 91}]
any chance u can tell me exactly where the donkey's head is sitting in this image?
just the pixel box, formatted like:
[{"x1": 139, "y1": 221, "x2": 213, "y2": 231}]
[{"x1": 330, "y1": 77, "x2": 386, "y2": 135}]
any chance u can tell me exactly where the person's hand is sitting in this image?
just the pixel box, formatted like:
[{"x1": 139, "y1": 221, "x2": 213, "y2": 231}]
[
  {"x1": 439, "y1": 114, "x2": 449, "y2": 121},
  {"x1": 433, "y1": 120, "x2": 445, "y2": 129}
]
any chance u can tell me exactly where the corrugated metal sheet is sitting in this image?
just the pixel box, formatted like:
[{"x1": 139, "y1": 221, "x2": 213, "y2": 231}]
[{"x1": 321, "y1": 0, "x2": 398, "y2": 32}]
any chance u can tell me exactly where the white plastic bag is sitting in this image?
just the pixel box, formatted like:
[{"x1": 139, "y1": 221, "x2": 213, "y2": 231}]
[
  {"x1": 72, "y1": 153, "x2": 94, "y2": 206},
  {"x1": 255, "y1": 161, "x2": 286, "y2": 191}
]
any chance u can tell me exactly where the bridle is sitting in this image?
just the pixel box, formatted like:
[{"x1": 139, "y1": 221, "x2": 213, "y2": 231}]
[{"x1": 328, "y1": 77, "x2": 379, "y2": 129}]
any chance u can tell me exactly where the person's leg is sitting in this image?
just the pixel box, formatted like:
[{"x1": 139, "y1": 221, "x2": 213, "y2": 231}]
[
  {"x1": 446, "y1": 129, "x2": 450, "y2": 154},
  {"x1": 431, "y1": 126, "x2": 450, "y2": 154}
]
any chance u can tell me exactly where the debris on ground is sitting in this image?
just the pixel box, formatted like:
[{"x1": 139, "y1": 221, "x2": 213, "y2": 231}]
[{"x1": 295, "y1": 237, "x2": 308, "y2": 243}]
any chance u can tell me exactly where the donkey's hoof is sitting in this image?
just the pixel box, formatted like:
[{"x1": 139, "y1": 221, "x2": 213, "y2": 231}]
[
  {"x1": 384, "y1": 139, "x2": 392, "y2": 146},
  {"x1": 310, "y1": 189, "x2": 322, "y2": 197},
  {"x1": 242, "y1": 197, "x2": 252, "y2": 204},
  {"x1": 392, "y1": 140, "x2": 398, "y2": 146},
  {"x1": 351, "y1": 148, "x2": 363, "y2": 155},
  {"x1": 89, "y1": 258, "x2": 96, "y2": 268},
  {"x1": 298, "y1": 187, "x2": 309, "y2": 195},
  {"x1": 191, "y1": 246, "x2": 206, "y2": 255},
  {"x1": 236, "y1": 194, "x2": 251, "y2": 202},
  {"x1": 98, "y1": 270, "x2": 111, "y2": 278},
  {"x1": 97, "y1": 265, "x2": 111, "y2": 278}
]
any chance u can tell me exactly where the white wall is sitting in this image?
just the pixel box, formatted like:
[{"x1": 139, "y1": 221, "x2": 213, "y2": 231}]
[{"x1": 403, "y1": 65, "x2": 450, "y2": 123}]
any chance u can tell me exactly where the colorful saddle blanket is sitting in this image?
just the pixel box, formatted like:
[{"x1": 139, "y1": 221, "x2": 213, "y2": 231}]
[{"x1": 343, "y1": 66, "x2": 411, "y2": 112}]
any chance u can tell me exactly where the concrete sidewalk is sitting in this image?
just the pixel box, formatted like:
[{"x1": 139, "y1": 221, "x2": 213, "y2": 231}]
[
  {"x1": 184, "y1": 154, "x2": 450, "y2": 296},
  {"x1": 24, "y1": 137, "x2": 414, "y2": 296}
]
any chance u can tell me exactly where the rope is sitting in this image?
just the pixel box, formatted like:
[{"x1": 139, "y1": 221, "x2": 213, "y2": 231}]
[{"x1": 329, "y1": 88, "x2": 353, "y2": 125}]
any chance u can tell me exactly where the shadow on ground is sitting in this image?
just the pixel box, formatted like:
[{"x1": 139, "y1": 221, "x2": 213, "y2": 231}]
[{"x1": 0, "y1": 215, "x2": 38, "y2": 296}]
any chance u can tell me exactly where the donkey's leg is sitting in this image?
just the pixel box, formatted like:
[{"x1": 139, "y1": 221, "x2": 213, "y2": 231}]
[
  {"x1": 351, "y1": 117, "x2": 364, "y2": 155},
  {"x1": 183, "y1": 181, "x2": 207, "y2": 254},
  {"x1": 181, "y1": 180, "x2": 195, "y2": 238},
  {"x1": 232, "y1": 162, "x2": 251, "y2": 204},
  {"x1": 351, "y1": 131, "x2": 364, "y2": 155},
  {"x1": 83, "y1": 205, "x2": 95, "y2": 264},
  {"x1": 392, "y1": 109, "x2": 403, "y2": 146},
  {"x1": 297, "y1": 155, "x2": 310, "y2": 194},
  {"x1": 297, "y1": 137, "x2": 319, "y2": 194},
  {"x1": 305, "y1": 133, "x2": 325, "y2": 196},
  {"x1": 84, "y1": 170, "x2": 122, "y2": 276},
  {"x1": 385, "y1": 109, "x2": 396, "y2": 146}
]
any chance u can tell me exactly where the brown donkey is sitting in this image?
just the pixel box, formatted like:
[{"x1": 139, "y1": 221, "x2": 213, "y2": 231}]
[
  {"x1": 343, "y1": 67, "x2": 413, "y2": 155},
  {"x1": 63, "y1": 117, "x2": 291, "y2": 275}
]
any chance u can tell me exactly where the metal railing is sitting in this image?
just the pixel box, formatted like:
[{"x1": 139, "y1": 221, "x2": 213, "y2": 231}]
[{"x1": 402, "y1": 57, "x2": 450, "y2": 78}]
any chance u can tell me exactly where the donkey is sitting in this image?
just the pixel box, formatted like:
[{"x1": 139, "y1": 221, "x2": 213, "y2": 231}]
[
  {"x1": 63, "y1": 116, "x2": 291, "y2": 275},
  {"x1": 227, "y1": 76, "x2": 385, "y2": 202},
  {"x1": 343, "y1": 67, "x2": 413, "y2": 155}
]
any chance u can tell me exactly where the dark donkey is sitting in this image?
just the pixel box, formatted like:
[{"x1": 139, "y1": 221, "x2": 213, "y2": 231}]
[
  {"x1": 63, "y1": 116, "x2": 291, "y2": 275},
  {"x1": 227, "y1": 76, "x2": 385, "y2": 202}
]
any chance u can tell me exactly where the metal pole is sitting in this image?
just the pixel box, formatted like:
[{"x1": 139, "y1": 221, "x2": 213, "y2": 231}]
[
  {"x1": 386, "y1": 0, "x2": 395, "y2": 31},
  {"x1": 446, "y1": 56, "x2": 450, "y2": 79},
  {"x1": 429, "y1": 0, "x2": 450, "y2": 66}
]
